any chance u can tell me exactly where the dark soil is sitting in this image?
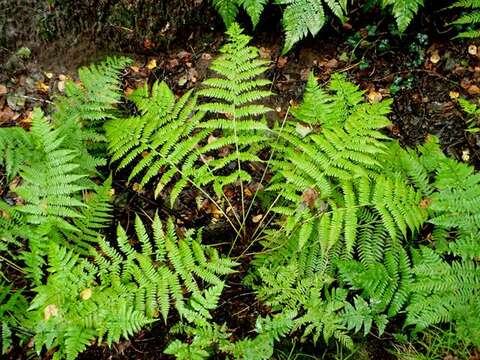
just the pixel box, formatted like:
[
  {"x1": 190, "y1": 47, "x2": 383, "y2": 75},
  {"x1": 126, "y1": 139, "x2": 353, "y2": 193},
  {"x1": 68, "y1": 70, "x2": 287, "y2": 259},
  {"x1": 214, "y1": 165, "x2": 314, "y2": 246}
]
[{"x1": 1, "y1": 1, "x2": 479, "y2": 359}]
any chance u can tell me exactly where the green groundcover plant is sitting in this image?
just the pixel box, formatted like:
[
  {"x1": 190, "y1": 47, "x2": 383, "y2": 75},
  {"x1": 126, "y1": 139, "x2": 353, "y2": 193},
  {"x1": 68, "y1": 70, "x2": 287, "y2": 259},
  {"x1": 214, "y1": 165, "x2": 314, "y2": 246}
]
[
  {"x1": 210, "y1": 0, "x2": 425, "y2": 53},
  {"x1": 0, "y1": 24, "x2": 479, "y2": 359}
]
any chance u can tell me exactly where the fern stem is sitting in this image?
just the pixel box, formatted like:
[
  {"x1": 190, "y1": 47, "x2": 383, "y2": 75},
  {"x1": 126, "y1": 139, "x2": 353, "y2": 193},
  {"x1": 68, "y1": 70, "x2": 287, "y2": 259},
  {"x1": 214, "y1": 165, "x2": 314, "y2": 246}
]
[
  {"x1": 0, "y1": 255, "x2": 26, "y2": 274},
  {"x1": 229, "y1": 107, "x2": 291, "y2": 256}
]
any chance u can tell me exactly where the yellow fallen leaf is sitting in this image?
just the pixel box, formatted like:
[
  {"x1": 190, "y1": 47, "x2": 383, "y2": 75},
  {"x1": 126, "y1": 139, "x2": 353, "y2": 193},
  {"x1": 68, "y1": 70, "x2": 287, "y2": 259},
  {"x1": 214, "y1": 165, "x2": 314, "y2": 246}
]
[
  {"x1": 430, "y1": 51, "x2": 440, "y2": 64},
  {"x1": 124, "y1": 87, "x2": 134, "y2": 96},
  {"x1": 449, "y1": 91, "x2": 460, "y2": 100},
  {"x1": 80, "y1": 288, "x2": 92, "y2": 300},
  {"x1": 252, "y1": 214, "x2": 263, "y2": 223},
  {"x1": 367, "y1": 90, "x2": 383, "y2": 104},
  {"x1": 36, "y1": 81, "x2": 49, "y2": 93},
  {"x1": 44, "y1": 304, "x2": 59, "y2": 320},
  {"x1": 146, "y1": 59, "x2": 157, "y2": 70}
]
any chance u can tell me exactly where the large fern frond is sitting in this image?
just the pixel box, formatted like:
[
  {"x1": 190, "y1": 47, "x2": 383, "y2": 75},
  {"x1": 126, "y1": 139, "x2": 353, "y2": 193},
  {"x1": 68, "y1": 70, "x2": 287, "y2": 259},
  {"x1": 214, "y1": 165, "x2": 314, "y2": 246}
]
[{"x1": 275, "y1": 0, "x2": 347, "y2": 53}]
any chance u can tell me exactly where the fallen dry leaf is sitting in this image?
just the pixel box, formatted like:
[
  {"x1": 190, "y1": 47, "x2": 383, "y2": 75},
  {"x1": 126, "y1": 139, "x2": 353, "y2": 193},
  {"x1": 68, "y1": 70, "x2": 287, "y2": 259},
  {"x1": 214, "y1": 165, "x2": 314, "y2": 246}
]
[
  {"x1": 367, "y1": 90, "x2": 383, "y2": 104},
  {"x1": 35, "y1": 81, "x2": 49, "y2": 93},
  {"x1": 302, "y1": 188, "x2": 318, "y2": 209},
  {"x1": 277, "y1": 56, "x2": 288, "y2": 69},
  {"x1": 0, "y1": 84, "x2": 7, "y2": 95},
  {"x1": 124, "y1": 87, "x2": 134, "y2": 96},
  {"x1": 0, "y1": 106, "x2": 14, "y2": 123},
  {"x1": 467, "y1": 85, "x2": 480, "y2": 95},
  {"x1": 57, "y1": 80, "x2": 65, "y2": 93},
  {"x1": 80, "y1": 288, "x2": 92, "y2": 300},
  {"x1": 259, "y1": 47, "x2": 272, "y2": 59},
  {"x1": 419, "y1": 198, "x2": 432, "y2": 209},
  {"x1": 146, "y1": 59, "x2": 157, "y2": 70},
  {"x1": 325, "y1": 58, "x2": 339, "y2": 69},
  {"x1": 252, "y1": 214, "x2": 263, "y2": 223},
  {"x1": 430, "y1": 51, "x2": 441, "y2": 64},
  {"x1": 143, "y1": 38, "x2": 154, "y2": 49},
  {"x1": 44, "y1": 304, "x2": 59, "y2": 320},
  {"x1": 449, "y1": 91, "x2": 460, "y2": 100}
]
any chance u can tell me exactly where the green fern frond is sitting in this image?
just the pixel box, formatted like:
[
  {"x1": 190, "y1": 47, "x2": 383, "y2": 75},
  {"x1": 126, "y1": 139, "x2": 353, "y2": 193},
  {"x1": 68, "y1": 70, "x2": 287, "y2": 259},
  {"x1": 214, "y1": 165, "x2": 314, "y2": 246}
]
[
  {"x1": 69, "y1": 176, "x2": 114, "y2": 251},
  {"x1": 15, "y1": 109, "x2": 93, "y2": 233},
  {"x1": 210, "y1": 0, "x2": 240, "y2": 26},
  {"x1": 276, "y1": 0, "x2": 346, "y2": 54},
  {"x1": 451, "y1": 0, "x2": 480, "y2": 38},
  {"x1": 106, "y1": 23, "x2": 272, "y2": 206},
  {"x1": 382, "y1": 0, "x2": 425, "y2": 33},
  {"x1": 0, "y1": 127, "x2": 35, "y2": 181},
  {"x1": 407, "y1": 247, "x2": 480, "y2": 345}
]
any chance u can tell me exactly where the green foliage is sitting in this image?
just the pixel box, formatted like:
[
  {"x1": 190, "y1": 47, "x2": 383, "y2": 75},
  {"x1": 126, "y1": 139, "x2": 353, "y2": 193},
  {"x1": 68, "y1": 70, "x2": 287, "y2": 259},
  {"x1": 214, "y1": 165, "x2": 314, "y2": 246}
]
[
  {"x1": 3, "y1": 26, "x2": 480, "y2": 360},
  {"x1": 15, "y1": 108, "x2": 93, "y2": 232},
  {"x1": 28, "y1": 245, "x2": 152, "y2": 360},
  {"x1": 95, "y1": 214, "x2": 237, "y2": 324},
  {"x1": 451, "y1": 0, "x2": 480, "y2": 38},
  {"x1": 28, "y1": 215, "x2": 237, "y2": 359},
  {"x1": 106, "y1": 23, "x2": 272, "y2": 206},
  {"x1": 54, "y1": 56, "x2": 132, "y2": 174},
  {"x1": 210, "y1": 0, "x2": 347, "y2": 53},
  {"x1": 0, "y1": 126, "x2": 35, "y2": 182},
  {"x1": 458, "y1": 97, "x2": 480, "y2": 132},
  {"x1": 267, "y1": 72, "x2": 427, "y2": 257},
  {"x1": 275, "y1": 0, "x2": 347, "y2": 53},
  {"x1": 0, "y1": 283, "x2": 28, "y2": 355},
  {"x1": 380, "y1": 0, "x2": 425, "y2": 33}
]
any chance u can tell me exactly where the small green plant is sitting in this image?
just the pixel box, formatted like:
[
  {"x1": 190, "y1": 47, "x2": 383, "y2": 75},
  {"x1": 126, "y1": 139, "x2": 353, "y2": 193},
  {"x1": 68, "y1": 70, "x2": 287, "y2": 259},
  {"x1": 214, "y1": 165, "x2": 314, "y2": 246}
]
[{"x1": 458, "y1": 97, "x2": 480, "y2": 132}]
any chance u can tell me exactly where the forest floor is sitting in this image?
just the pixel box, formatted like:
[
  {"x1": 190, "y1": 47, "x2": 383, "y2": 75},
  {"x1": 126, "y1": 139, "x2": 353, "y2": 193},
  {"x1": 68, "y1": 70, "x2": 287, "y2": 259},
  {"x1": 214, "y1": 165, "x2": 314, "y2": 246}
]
[{"x1": 1, "y1": 3, "x2": 480, "y2": 359}]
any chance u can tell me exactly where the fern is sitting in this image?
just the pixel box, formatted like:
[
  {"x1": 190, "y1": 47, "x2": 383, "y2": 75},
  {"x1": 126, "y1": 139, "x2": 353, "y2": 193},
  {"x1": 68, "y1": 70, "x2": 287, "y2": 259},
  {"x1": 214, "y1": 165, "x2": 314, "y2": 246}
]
[
  {"x1": 380, "y1": 0, "x2": 424, "y2": 33},
  {"x1": 106, "y1": 80, "x2": 206, "y2": 205},
  {"x1": 28, "y1": 215, "x2": 237, "y2": 359},
  {"x1": 106, "y1": 23, "x2": 272, "y2": 208},
  {"x1": 210, "y1": 1, "x2": 347, "y2": 53},
  {"x1": 407, "y1": 247, "x2": 480, "y2": 346},
  {"x1": 54, "y1": 56, "x2": 132, "y2": 174},
  {"x1": 0, "y1": 283, "x2": 28, "y2": 355},
  {"x1": 68, "y1": 176, "x2": 114, "y2": 251},
  {"x1": 276, "y1": 0, "x2": 347, "y2": 53},
  {"x1": 451, "y1": 0, "x2": 480, "y2": 38},
  {"x1": 268, "y1": 73, "x2": 427, "y2": 258},
  {"x1": 28, "y1": 245, "x2": 152, "y2": 360},
  {"x1": 195, "y1": 23, "x2": 272, "y2": 197},
  {"x1": 0, "y1": 127, "x2": 35, "y2": 182},
  {"x1": 94, "y1": 214, "x2": 237, "y2": 324},
  {"x1": 14, "y1": 109, "x2": 93, "y2": 232}
]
